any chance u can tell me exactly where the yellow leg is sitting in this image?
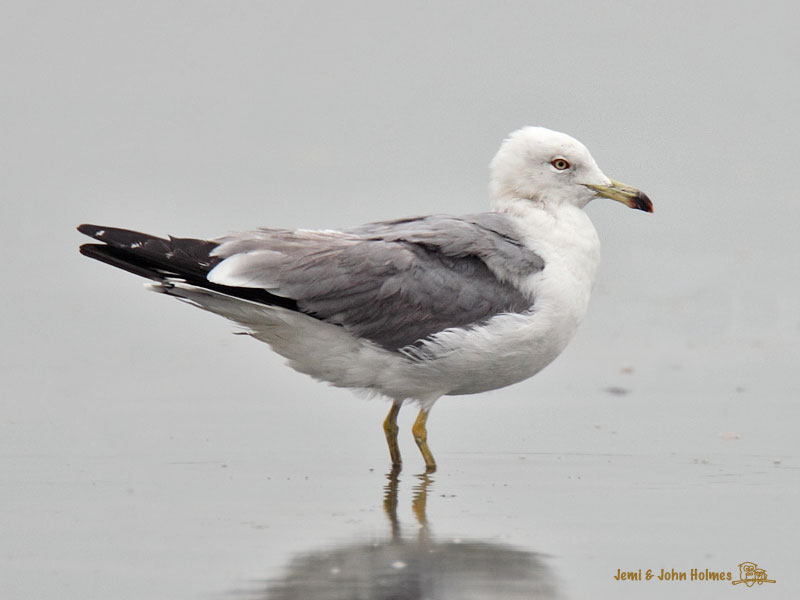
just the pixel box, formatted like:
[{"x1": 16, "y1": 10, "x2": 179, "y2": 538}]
[
  {"x1": 383, "y1": 402, "x2": 402, "y2": 466},
  {"x1": 412, "y1": 408, "x2": 437, "y2": 471}
]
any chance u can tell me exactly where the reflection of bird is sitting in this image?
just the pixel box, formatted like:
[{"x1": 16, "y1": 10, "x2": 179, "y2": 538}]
[
  {"x1": 78, "y1": 127, "x2": 652, "y2": 469},
  {"x1": 251, "y1": 470, "x2": 560, "y2": 600}
]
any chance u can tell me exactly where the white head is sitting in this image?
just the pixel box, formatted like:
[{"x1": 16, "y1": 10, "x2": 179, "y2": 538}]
[{"x1": 489, "y1": 127, "x2": 652, "y2": 214}]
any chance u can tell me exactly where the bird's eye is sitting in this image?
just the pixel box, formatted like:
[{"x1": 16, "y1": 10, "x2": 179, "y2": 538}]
[{"x1": 551, "y1": 158, "x2": 570, "y2": 170}]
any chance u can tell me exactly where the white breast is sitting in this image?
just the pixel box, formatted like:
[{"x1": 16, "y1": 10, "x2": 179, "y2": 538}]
[{"x1": 376, "y1": 203, "x2": 601, "y2": 398}]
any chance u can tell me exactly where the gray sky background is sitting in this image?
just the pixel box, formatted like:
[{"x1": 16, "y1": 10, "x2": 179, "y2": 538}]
[
  {"x1": 2, "y1": 0, "x2": 798, "y2": 422},
  {"x1": 3, "y1": 0, "x2": 797, "y2": 395},
  {"x1": 2, "y1": 2, "x2": 799, "y2": 597}
]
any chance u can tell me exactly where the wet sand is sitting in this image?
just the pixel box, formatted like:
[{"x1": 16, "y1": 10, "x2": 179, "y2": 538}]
[{"x1": 4, "y1": 368, "x2": 796, "y2": 599}]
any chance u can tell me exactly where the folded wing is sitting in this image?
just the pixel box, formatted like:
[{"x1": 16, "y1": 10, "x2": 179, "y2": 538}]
[
  {"x1": 209, "y1": 214, "x2": 543, "y2": 350},
  {"x1": 79, "y1": 214, "x2": 543, "y2": 351}
]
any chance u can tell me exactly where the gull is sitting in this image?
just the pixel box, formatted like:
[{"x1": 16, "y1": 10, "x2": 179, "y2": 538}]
[{"x1": 78, "y1": 127, "x2": 652, "y2": 470}]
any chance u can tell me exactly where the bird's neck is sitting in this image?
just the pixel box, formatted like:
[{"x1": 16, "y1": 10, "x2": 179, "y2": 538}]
[
  {"x1": 491, "y1": 194, "x2": 554, "y2": 219},
  {"x1": 490, "y1": 192, "x2": 591, "y2": 217},
  {"x1": 491, "y1": 195, "x2": 602, "y2": 300}
]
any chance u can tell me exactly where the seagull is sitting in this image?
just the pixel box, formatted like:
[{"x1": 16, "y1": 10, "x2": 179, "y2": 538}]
[{"x1": 78, "y1": 127, "x2": 652, "y2": 470}]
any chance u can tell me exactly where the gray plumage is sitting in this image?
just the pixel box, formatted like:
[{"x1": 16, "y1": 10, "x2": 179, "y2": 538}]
[{"x1": 209, "y1": 214, "x2": 544, "y2": 351}]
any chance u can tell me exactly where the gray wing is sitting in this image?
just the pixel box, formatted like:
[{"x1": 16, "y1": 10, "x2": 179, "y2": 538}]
[{"x1": 208, "y1": 214, "x2": 544, "y2": 350}]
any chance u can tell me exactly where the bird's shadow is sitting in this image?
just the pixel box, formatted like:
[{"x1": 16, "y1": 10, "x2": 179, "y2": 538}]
[{"x1": 239, "y1": 467, "x2": 562, "y2": 599}]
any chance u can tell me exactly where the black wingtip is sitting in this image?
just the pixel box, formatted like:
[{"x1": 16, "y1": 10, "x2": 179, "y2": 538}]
[
  {"x1": 78, "y1": 225, "x2": 301, "y2": 312},
  {"x1": 77, "y1": 223, "x2": 162, "y2": 246},
  {"x1": 78, "y1": 223, "x2": 104, "y2": 238},
  {"x1": 79, "y1": 243, "x2": 165, "y2": 280},
  {"x1": 77, "y1": 224, "x2": 221, "y2": 283}
]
